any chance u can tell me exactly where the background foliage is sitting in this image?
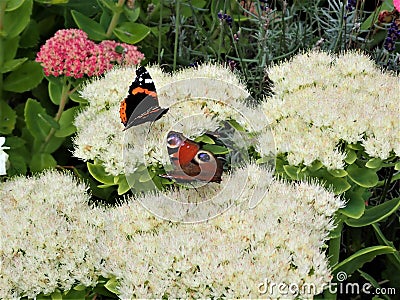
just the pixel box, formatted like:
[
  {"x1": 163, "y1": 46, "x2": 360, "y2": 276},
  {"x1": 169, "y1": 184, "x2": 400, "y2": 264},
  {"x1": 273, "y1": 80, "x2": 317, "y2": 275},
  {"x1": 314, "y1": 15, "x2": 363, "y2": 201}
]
[{"x1": 0, "y1": 0, "x2": 399, "y2": 299}]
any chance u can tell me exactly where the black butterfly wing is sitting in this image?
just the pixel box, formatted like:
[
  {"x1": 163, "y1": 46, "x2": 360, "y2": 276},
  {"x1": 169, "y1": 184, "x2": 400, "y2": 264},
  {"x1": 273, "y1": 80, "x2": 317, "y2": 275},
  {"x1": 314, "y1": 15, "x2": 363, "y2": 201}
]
[{"x1": 120, "y1": 66, "x2": 168, "y2": 129}]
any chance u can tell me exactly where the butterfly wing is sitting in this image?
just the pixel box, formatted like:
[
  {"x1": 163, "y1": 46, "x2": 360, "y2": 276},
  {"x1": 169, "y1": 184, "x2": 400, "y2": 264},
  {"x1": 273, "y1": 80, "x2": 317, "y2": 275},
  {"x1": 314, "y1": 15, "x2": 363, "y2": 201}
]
[
  {"x1": 161, "y1": 131, "x2": 223, "y2": 183},
  {"x1": 166, "y1": 131, "x2": 200, "y2": 166},
  {"x1": 119, "y1": 66, "x2": 168, "y2": 130}
]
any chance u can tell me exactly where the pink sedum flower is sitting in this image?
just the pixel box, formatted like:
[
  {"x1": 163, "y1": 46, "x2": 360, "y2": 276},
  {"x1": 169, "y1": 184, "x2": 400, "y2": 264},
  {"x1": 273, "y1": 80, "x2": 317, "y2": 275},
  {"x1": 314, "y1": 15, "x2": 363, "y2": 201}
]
[
  {"x1": 100, "y1": 40, "x2": 145, "y2": 66},
  {"x1": 36, "y1": 29, "x2": 144, "y2": 79},
  {"x1": 394, "y1": 0, "x2": 400, "y2": 12}
]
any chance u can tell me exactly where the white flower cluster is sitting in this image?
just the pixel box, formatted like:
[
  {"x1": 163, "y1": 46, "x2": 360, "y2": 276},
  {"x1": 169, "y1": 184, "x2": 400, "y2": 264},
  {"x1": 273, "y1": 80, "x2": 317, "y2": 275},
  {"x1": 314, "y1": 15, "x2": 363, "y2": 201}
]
[
  {"x1": 0, "y1": 168, "x2": 345, "y2": 299},
  {"x1": 0, "y1": 171, "x2": 105, "y2": 299},
  {"x1": 263, "y1": 51, "x2": 400, "y2": 169},
  {"x1": 73, "y1": 64, "x2": 271, "y2": 176}
]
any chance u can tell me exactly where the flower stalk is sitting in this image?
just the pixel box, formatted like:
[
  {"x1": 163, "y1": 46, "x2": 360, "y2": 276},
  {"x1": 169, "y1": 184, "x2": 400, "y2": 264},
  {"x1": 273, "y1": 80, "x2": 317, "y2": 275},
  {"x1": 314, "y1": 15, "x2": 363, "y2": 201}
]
[
  {"x1": 40, "y1": 79, "x2": 72, "y2": 152},
  {"x1": 106, "y1": 0, "x2": 127, "y2": 38},
  {"x1": 173, "y1": 0, "x2": 180, "y2": 71}
]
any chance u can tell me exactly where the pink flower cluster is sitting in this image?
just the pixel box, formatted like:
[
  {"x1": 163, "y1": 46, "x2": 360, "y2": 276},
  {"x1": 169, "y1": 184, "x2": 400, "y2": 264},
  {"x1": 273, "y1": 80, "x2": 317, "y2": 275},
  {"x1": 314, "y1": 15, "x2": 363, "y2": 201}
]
[
  {"x1": 36, "y1": 29, "x2": 145, "y2": 78},
  {"x1": 395, "y1": 0, "x2": 400, "y2": 12}
]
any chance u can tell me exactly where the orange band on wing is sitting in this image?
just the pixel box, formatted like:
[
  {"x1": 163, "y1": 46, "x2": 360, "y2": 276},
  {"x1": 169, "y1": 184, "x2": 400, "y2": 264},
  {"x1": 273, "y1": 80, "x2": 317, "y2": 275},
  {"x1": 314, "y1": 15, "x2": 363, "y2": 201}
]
[{"x1": 131, "y1": 87, "x2": 157, "y2": 98}]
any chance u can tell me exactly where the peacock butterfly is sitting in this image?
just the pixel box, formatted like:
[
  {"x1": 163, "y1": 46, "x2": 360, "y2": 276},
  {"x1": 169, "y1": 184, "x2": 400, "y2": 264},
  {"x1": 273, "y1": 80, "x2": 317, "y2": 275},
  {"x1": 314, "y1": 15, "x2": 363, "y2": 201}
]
[
  {"x1": 160, "y1": 131, "x2": 223, "y2": 183},
  {"x1": 119, "y1": 66, "x2": 169, "y2": 130}
]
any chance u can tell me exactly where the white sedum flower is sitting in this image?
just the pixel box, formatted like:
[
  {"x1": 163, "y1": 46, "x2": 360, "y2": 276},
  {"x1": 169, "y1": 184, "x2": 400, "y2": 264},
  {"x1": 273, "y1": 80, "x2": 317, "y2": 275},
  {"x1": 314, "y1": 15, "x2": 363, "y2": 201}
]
[
  {"x1": 263, "y1": 50, "x2": 400, "y2": 169},
  {"x1": 0, "y1": 170, "x2": 106, "y2": 299},
  {"x1": 0, "y1": 137, "x2": 9, "y2": 175},
  {"x1": 0, "y1": 166, "x2": 344, "y2": 299},
  {"x1": 101, "y1": 164, "x2": 345, "y2": 299}
]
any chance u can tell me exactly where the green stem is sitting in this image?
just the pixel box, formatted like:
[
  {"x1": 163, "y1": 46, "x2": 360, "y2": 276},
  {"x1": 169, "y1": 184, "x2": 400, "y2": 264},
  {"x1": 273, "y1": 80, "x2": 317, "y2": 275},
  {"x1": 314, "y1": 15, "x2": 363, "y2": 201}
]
[
  {"x1": 217, "y1": 24, "x2": 224, "y2": 62},
  {"x1": 0, "y1": 1, "x2": 7, "y2": 101},
  {"x1": 158, "y1": 0, "x2": 163, "y2": 65},
  {"x1": 106, "y1": 0, "x2": 127, "y2": 38},
  {"x1": 280, "y1": 2, "x2": 286, "y2": 54},
  {"x1": 173, "y1": 0, "x2": 180, "y2": 71},
  {"x1": 324, "y1": 218, "x2": 343, "y2": 300},
  {"x1": 333, "y1": 2, "x2": 345, "y2": 52},
  {"x1": 379, "y1": 165, "x2": 395, "y2": 202},
  {"x1": 40, "y1": 79, "x2": 72, "y2": 152},
  {"x1": 230, "y1": 29, "x2": 248, "y2": 83},
  {"x1": 255, "y1": 1, "x2": 267, "y2": 96}
]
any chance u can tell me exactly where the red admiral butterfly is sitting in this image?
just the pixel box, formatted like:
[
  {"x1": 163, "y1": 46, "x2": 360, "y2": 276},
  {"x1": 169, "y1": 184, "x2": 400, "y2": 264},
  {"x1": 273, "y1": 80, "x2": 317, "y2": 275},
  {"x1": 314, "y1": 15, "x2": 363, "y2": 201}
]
[
  {"x1": 119, "y1": 66, "x2": 169, "y2": 130},
  {"x1": 160, "y1": 131, "x2": 223, "y2": 183}
]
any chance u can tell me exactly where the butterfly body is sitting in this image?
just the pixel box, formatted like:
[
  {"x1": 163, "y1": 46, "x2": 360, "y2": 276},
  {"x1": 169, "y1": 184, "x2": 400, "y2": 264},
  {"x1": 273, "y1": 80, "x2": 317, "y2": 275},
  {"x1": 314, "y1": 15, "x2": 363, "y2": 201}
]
[
  {"x1": 160, "y1": 131, "x2": 223, "y2": 183},
  {"x1": 119, "y1": 66, "x2": 168, "y2": 130}
]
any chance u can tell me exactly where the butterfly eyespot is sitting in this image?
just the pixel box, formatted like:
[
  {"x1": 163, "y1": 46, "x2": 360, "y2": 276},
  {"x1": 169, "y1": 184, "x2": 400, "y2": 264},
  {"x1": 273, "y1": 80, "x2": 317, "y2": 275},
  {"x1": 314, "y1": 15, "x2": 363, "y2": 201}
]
[
  {"x1": 167, "y1": 133, "x2": 184, "y2": 148},
  {"x1": 195, "y1": 151, "x2": 212, "y2": 163}
]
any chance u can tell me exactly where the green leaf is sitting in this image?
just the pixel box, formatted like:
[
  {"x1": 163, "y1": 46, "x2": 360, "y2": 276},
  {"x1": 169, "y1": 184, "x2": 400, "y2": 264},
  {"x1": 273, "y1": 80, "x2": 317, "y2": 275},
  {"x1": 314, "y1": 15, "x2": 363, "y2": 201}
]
[
  {"x1": 62, "y1": 288, "x2": 87, "y2": 300},
  {"x1": 181, "y1": 0, "x2": 207, "y2": 17},
  {"x1": 113, "y1": 23, "x2": 150, "y2": 44},
  {"x1": 7, "y1": 152, "x2": 28, "y2": 175},
  {"x1": 116, "y1": 174, "x2": 130, "y2": 195},
  {"x1": 139, "y1": 170, "x2": 155, "y2": 182},
  {"x1": 346, "y1": 198, "x2": 400, "y2": 227},
  {"x1": 24, "y1": 98, "x2": 51, "y2": 140},
  {"x1": 20, "y1": 20, "x2": 40, "y2": 48},
  {"x1": 37, "y1": 112, "x2": 60, "y2": 130},
  {"x1": 87, "y1": 162, "x2": 115, "y2": 185},
  {"x1": 345, "y1": 149, "x2": 357, "y2": 164},
  {"x1": 3, "y1": 0, "x2": 32, "y2": 38},
  {"x1": 50, "y1": 290, "x2": 62, "y2": 300},
  {"x1": 5, "y1": 0, "x2": 25, "y2": 11},
  {"x1": 357, "y1": 270, "x2": 380, "y2": 289},
  {"x1": 347, "y1": 143, "x2": 364, "y2": 150},
  {"x1": 228, "y1": 119, "x2": 246, "y2": 131},
  {"x1": 366, "y1": 158, "x2": 382, "y2": 169},
  {"x1": 150, "y1": 25, "x2": 170, "y2": 37},
  {"x1": 340, "y1": 189, "x2": 366, "y2": 219},
  {"x1": 3, "y1": 36, "x2": 20, "y2": 61},
  {"x1": 394, "y1": 162, "x2": 400, "y2": 171},
  {"x1": 71, "y1": 10, "x2": 107, "y2": 41},
  {"x1": 283, "y1": 165, "x2": 308, "y2": 180},
  {"x1": 104, "y1": 277, "x2": 119, "y2": 295},
  {"x1": 256, "y1": 156, "x2": 275, "y2": 165},
  {"x1": 194, "y1": 135, "x2": 215, "y2": 144},
  {"x1": 347, "y1": 164, "x2": 379, "y2": 188},
  {"x1": 0, "y1": 58, "x2": 28, "y2": 73},
  {"x1": 328, "y1": 169, "x2": 348, "y2": 178},
  {"x1": 48, "y1": 81, "x2": 63, "y2": 105},
  {"x1": 202, "y1": 144, "x2": 229, "y2": 154},
  {"x1": 73, "y1": 284, "x2": 87, "y2": 291},
  {"x1": 30, "y1": 153, "x2": 57, "y2": 172},
  {"x1": 99, "y1": 0, "x2": 118, "y2": 11},
  {"x1": 33, "y1": 136, "x2": 65, "y2": 154},
  {"x1": 332, "y1": 246, "x2": 395, "y2": 276},
  {"x1": 307, "y1": 160, "x2": 323, "y2": 172},
  {"x1": 35, "y1": 0, "x2": 69, "y2": 3},
  {"x1": 3, "y1": 61, "x2": 43, "y2": 93},
  {"x1": 123, "y1": 6, "x2": 140, "y2": 22},
  {"x1": 318, "y1": 170, "x2": 351, "y2": 194},
  {"x1": 55, "y1": 107, "x2": 78, "y2": 137},
  {"x1": 4, "y1": 136, "x2": 25, "y2": 148},
  {"x1": 69, "y1": 91, "x2": 88, "y2": 104},
  {"x1": 0, "y1": 100, "x2": 17, "y2": 134},
  {"x1": 372, "y1": 223, "x2": 400, "y2": 268}
]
